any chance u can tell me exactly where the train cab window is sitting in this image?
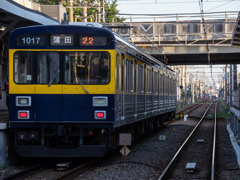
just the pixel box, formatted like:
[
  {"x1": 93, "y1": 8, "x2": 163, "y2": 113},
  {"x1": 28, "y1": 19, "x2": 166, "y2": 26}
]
[
  {"x1": 14, "y1": 52, "x2": 33, "y2": 84},
  {"x1": 64, "y1": 51, "x2": 110, "y2": 85},
  {"x1": 37, "y1": 52, "x2": 60, "y2": 84}
]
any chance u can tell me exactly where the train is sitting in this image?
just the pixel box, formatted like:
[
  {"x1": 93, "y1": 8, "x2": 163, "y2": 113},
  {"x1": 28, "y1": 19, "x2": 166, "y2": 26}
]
[{"x1": 8, "y1": 22, "x2": 177, "y2": 157}]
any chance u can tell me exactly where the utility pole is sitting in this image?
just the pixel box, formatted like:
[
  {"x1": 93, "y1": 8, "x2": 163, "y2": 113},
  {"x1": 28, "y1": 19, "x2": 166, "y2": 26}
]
[
  {"x1": 192, "y1": 81, "x2": 195, "y2": 103},
  {"x1": 234, "y1": 64, "x2": 237, "y2": 90},
  {"x1": 225, "y1": 65, "x2": 228, "y2": 105},
  {"x1": 83, "y1": 1, "x2": 87, "y2": 22},
  {"x1": 98, "y1": 0, "x2": 101, "y2": 22},
  {"x1": 184, "y1": 65, "x2": 187, "y2": 105},
  {"x1": 69, "y1": 0, "x2": 73, "y2": 22},
  {"x1": 181, "y1": 66, "x2": 183, "y2": 107},
  {"x1": 102, "y1": 0, "x2": 105, "y2": 22}
]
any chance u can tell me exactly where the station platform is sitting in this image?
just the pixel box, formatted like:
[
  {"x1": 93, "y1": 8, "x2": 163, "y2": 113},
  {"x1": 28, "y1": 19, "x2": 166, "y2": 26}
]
[
  {"x1": 0, "y1": 111, "x2": 9, "y2": 168},
  {"x1": 0, "y1": 110, "x2": 9, "y2": 123}
]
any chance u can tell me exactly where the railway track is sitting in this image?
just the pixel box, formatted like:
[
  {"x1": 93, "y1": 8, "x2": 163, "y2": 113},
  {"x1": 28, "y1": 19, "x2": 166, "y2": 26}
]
[
  {"x1": 1, "y1": 164, "x2": 43, "y2": 180},
  {"x1": 176, "y1": 103, "x2": 202, "y2": 117},
  {"x1": 158, "y1": 101, "x2": 217, "y2": 180}
]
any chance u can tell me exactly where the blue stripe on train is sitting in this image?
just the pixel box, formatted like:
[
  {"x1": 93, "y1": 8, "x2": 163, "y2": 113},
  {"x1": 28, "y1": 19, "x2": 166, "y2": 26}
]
[{"x1": 9, "y1": 94, "x2": 115, "y2": 123}]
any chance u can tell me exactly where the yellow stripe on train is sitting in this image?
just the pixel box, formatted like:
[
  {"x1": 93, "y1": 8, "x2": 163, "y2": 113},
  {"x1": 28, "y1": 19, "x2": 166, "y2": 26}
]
[{"x1": 9, "y1": 49, "x2": 116, "y2": 95}]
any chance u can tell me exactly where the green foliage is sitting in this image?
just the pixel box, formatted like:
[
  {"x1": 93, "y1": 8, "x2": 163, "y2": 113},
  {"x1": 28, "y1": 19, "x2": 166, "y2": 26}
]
[
  {"x1": 104, "y1": 0, "x2": 125, "y2": 22},
  {"x1": 33, "y1": 0, "x2": 125, "y2": 22},
  {"x1": 33, "y1": 0, "x2": 59, "y2": 5},
  {"x1": 217, "y1": 111, "x2": 230, "y2": 119}
]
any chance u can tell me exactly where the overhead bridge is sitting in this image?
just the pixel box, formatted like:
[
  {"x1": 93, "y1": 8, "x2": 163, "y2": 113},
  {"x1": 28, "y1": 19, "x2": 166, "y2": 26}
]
[{"x1": 103, "y1": 12, "x2": 240, "y2": 65}]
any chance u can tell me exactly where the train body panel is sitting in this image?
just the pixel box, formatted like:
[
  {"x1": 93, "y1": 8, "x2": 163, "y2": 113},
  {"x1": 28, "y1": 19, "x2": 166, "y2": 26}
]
[{"x1": 9, "y1": 23, "x2": 177, "y2": 157}]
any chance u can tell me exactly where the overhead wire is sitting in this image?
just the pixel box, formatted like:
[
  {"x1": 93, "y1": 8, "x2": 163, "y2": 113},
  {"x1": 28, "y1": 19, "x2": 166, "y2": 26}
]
[
  {"x1": 116, "y1": 0, "x2": 240, "y2": 4},
  {"x1": 205, "y1": 0, "x2": 235, "y2": 12},
  {"x1": 117, "y1": 11, "x2": 238, "y2": 16}
]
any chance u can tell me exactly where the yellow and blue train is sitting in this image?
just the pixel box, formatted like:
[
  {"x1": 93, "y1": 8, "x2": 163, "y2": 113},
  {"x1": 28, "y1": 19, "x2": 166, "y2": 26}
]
[{"x1": 9, "y1": 23, "x2": 177, "y2": 157}]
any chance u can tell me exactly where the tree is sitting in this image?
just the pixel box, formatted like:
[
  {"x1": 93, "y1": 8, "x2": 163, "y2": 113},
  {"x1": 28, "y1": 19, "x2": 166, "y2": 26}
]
[
  {"x1": 33, "y1": 0, "x2": 125, "y2": 22},
  {"x1": 104, "y1": 0, "x2": 125, "y2": 22},
  {"x1": 34, "y1": 0, "x2": 60, "y2": 5}
]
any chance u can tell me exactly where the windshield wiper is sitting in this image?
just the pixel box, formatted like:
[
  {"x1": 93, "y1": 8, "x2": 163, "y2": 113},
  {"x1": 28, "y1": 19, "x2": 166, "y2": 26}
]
[
  {"x1": 48, "y1": 70, "x2": 60, "y2": 87},
  {"x1": 75, "y1": 74, "x2": 89, "y2": 94}
]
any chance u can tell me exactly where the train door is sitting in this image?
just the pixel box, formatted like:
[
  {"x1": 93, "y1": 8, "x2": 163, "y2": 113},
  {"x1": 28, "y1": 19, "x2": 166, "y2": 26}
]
[
  {"x1": 137, "y1": 63, "x2": 144, "y2": 116},
  {"x1": 121, "y1": 55, "x2": 125, "y2": 120},
  {"x1": 153, "y1": 69, "x2": 158, "y2": 112},
  {"x1": 134, "y1": 60, "x2": 137, "y2": 117},
  {"x1": 163, "y1": 73, "x2": 166, "y2": 111},
  {"x1": 35, "y1": 51, "x2": 62, "y2": 122},
  {"x1": 146, "y1": 67, "x2": 152, "y2": 114},
  {"x1": 116, "y1": 53, "x2": 121, "y2": 122},
  {"x1": 164, "y1": 75, "x2": 169, "y2": 110},
  {"x1": 159, "y1": 72, "x2": 164, "y2": 111},
  {"x1": 144, "y1": 65, "x2": 147, "y2": 115},
  {"x1": 125, "y1": 58, "x2": 134, "y2": 119}
]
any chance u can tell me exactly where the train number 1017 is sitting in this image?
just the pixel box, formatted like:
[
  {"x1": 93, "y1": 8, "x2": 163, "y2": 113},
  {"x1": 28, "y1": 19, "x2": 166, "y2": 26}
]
[
  {"x1": 21, "y1": 37, "x2": 41, "y2": 45},
  {"x1": 17, "y1": 35, "x2": 45, "y2": 46}
]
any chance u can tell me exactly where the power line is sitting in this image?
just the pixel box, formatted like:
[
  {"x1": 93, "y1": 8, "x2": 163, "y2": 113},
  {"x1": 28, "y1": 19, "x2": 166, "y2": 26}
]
[
  {"x1": 205, "y1": 0, "x2": 235, "y2": 12},
  {"x1": 117, "y1": 0, "x2": 240, "y2": 4},
  {"x1": 116, "y1": 10, "x2": 238, "y2": 16}
]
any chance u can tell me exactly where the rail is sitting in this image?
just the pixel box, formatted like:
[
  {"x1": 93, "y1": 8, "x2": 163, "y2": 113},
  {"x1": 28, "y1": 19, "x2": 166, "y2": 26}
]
[
  {"x1": 158, "y1": 101, "x2": 213, "y2": 179},
  {"x1": 211, "y1": 102, "x2": 217, "y2": 180},
  {"x1": 2, "y1": 164, "x2": 43, "y2": 180}
]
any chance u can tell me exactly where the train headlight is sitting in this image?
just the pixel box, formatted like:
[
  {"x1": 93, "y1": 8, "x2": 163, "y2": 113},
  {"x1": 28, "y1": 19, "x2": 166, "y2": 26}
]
[
  {"x1": 16, "y1": 96, "x2": 31, "y2": 106},
  {"x1": 92, "y1": 96, "x2": 108, "y2": 107}
]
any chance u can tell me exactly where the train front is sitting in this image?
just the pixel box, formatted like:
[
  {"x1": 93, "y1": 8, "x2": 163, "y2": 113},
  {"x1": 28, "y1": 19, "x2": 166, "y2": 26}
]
[{"x1": 8, "y1": 24, "x2": 116, "y2": 157}]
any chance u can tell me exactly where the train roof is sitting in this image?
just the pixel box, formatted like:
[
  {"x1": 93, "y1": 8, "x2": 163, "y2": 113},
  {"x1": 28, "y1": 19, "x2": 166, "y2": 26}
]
[{"x1": 10, "y1": 23, "x2": 175, "y2": 76}]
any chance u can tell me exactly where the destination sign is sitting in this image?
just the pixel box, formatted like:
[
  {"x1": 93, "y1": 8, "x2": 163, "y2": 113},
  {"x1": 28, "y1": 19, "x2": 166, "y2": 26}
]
[
  {"x1": 17, "y1": 35, "x2": 45, "y2": 46},
  {"x1": 80, "y1": 36, "x2": 106, "y2": 46},
  {"x1": 50, "y1": 34, "x2": 73, "y2": 46},
  {"x1": 16, "y1": 34, "x2": 107, "y2": 47}
]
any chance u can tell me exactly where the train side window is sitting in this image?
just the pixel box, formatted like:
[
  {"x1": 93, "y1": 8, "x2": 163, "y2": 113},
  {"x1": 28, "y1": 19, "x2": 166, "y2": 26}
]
[
  {"x1": 159, "y1": 74, "x2": 163, "y2": 94},
  {"x1": 138, "y1": 64, "x2": 144, "y2": 94},
  {"x1": 173, "y1": 79, "x2": 176, "y2": 95},
  {"x1": 165, "y1": 76, "x2": 169, "y2": 95},
  {"x1": 14, "y1": 51, "x2": 33, "y2": 84},
  {"x1": 147, "y1": 69, "x2": 152, "y2": 93},
  {"x1": 153, "y1": 71, "x2": 158, "y2": 94},
  {"x1": 37, "y1": 52, "x2": 60, "y2": 84},
  {"x1": 169, "y1": 78, "x2": 172, "y2": 95},
  {"x1": 126, "y1": 59, "x2": 133, "y2": 93},
  {"x1": 164, "y1": 75, "x2": 168, "y2": 95}
]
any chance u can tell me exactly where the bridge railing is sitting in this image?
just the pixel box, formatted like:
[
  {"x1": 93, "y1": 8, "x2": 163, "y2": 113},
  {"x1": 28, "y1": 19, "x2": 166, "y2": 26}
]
[{"x1": 102, "y1": 12, "x2": 238, "y2": 45}]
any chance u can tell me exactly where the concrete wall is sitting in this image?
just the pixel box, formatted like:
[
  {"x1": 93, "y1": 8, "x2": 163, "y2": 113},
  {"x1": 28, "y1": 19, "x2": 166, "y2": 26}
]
[
  {"x1": 13, "y1": 0, "x2": 41, "y2": 11},
  {"x1": 40, "y1": 5, "x2": 66, "y2": 21}
]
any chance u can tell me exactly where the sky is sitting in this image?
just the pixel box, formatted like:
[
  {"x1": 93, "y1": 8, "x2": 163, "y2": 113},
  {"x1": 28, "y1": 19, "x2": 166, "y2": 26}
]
[{"x1": 116, "y1": 0, "x2": 240, "y2": 22}]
